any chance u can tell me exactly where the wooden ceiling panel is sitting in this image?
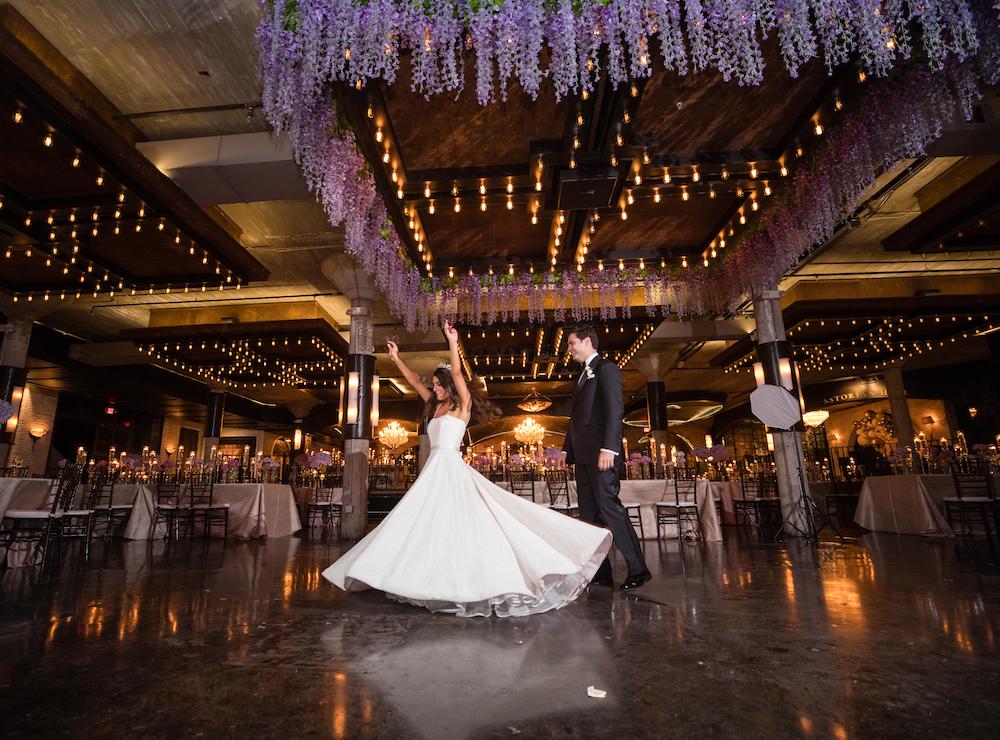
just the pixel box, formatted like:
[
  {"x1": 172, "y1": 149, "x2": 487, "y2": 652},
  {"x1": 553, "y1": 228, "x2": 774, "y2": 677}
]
[
  {"x1": 385, "y1": 58, "x2": 568, "y2": 172},
  {"x1": 421, "y1": 206, "x2": 553, "y2": 261},
  {"x1": 636, "y1": 42, "x2": 829, "y2": 156},
  {"x1": 589, "y1": 194, "x2": 738, "y2": 255}
]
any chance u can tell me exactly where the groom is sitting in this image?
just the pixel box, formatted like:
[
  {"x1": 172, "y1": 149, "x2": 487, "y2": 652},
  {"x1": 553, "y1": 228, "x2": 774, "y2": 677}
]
[{"x1": 562, "y1": 325, "x2": 651, "y2": 590}]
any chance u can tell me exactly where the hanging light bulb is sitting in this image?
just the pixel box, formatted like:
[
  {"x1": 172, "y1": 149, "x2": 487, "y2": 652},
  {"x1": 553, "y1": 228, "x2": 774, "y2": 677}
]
[
  {"x1": 749, "y1": 164, "x2": 758, "y2": 179},
  {"x1": 479, "y1": 181, "x2": 486, "y2": 195},
  {"x1": 95, "y1": 173, "x2": 104, "y2": 186},
  {"x1": 375, "y1": 127, "x2": 383, "y2": 143},
  {"x1": 739, "y1": 211, "x2": 747, "y2": 225},
  {"x1": 720, "y1": 167, "x2": 729, "y2": 180},
  {"x1": 814, "y1": 121, "x2": 824, "y2": 135},
  {"x1": 642, "y1": 149, "x2": 650, "y2": 164},
  {"x1": 454, "y1": 197, "x2": 461, "y2": 213},
  {"x1": 681, "y1": 187, "x2": 689, "y2": 201},
  {"x1": 634, "y1": 172, "x2": 642, "y2": 185},
  {"x1": 780, "y1": 163, "x2": 788, "y2": 177},
  {"x1": 709, "y1": 187, "x2": 716, "y2": 199},
  {"x1": 653, "y1": 187, "x2": 661, "y2": 203},
  {"x1": 626, "y1": 190, "x2": 634, "y2": 205},
  {"x1": 506, "y1": 194, "x2": 513, "y2": 210},
  {"x1": 691, "y1": 166, "x2": 700, "y2": 182},
  {"x1": 424, "y1": 183, "x2": 431, "y2": 198},
  {"x1": 681, "y1": 255, "x2": 688, "y2": 268},
  {"x1": 481, "y1": 197, "x2": 487, "y2": 211},
  {"x1": 13, "y1": 109, "x2": 23, "y2": 123},
  {"x1": 43, "y1": 132, "x2": 53, "y2": 147},
  {"x1": 663, "y1": 168, "x2": 670, "y2": 184},
  {"x1": 428, "y1": 200, "x2": 435, "y2": 214},
  {"x1": 764, "y1": 182, "x2": 772, "y2": 196},
  {"x1": 71, "y1": 153, "x2": 81, "y2": 168}
]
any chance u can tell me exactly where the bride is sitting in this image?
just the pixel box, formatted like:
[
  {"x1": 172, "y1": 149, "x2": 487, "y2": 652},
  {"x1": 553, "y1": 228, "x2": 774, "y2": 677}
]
[{"x1": 322, "y1": 321, "x2": 613, "y2": 617}]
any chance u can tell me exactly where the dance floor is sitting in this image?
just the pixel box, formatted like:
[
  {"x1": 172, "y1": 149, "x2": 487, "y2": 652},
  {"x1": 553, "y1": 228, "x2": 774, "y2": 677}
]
[{"x1": 1, "y1": 534, "x2": 998, "y2": 738}]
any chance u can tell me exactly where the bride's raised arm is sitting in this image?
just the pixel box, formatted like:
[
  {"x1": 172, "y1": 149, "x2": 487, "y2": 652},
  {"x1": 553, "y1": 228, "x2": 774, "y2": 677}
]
[
  {"x1": 386, "y1": 340, "x2": 431, "y2": 403},
  {"x1": 442, "y1": 321, "x2": 472, "y2": 412}
]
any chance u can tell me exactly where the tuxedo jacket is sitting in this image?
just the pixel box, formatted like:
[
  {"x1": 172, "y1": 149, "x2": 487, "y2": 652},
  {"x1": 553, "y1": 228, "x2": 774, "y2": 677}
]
[{"x1": 562, "y1": 355, "x2": 625, "y2": 466}]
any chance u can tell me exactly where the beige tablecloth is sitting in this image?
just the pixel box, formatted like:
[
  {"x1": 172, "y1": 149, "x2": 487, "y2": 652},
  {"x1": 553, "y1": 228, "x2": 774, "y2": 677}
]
[
  {"x1": 125, "y1": 482, "x2": 301, "y2": 540},
  {"x1": 0, "y1": 477, "x2": 57, "y2": 519},
  {"x1": 497, "y1": 477, "x2": 722, "y2": 541},
  {"x1": 855, "y1": 474, "x2": 956, "y2": 536}
]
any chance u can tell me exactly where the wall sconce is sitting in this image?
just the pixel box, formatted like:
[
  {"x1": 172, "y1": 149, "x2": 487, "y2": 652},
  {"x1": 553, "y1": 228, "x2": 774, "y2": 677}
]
[
  {"x1": 752, "y1": 362, "x2": 766, "y2": 387},
  {"x1": 370, "y1": 375, "x2": 380, "y2": 428},
  {"x1": 345, "y1": 371, "x2": 360, "y2": 425},
  {"x1": 165, "y1": 445, "x2": 176, "y2": 458},
  {"x1": 5, "y1": 414, "x2": 19, "y2": 433},
  {"x1": 968, "y1": 407, "x2": 978, "y2": 418},
  {"x1": 704, "y1": 434, "x2": 713, "y2": 447},
  {"x1": 28, "y1": 425, "x2": 47, "y2": 449},
  {"x1": 766, "y1": 432, "x2": 775, "y2": 452},
  {"x1": 337, "y1": 377, "x2": 346, "y2": 426},
  {"x1": 293, "y1": 426, "x2": 303, "y2": 450},
  {"x1": 778, "y1": 358, "x2": 794, "y2": 391}
]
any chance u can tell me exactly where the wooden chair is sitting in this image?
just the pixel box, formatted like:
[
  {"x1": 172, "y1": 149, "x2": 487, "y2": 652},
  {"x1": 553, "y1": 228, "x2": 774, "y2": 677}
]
[
  {"x1": 306, "y1": 487, "x2": 343, "y2": 536},
  {"x1": 509, "y1": 469, "x2": 536, "y2": 502},
  {"x1": 656, "y1": 478, "x2": 701, "y2": 540},
  {"x1": 189, "y1": 478, "x2": 229, "y2": 539},
  {"x1": 624, "y1": 502, "x2": 645, "y2": 539},
  {"x1": 152, "y1": 480, "x2": 192, "y2": 540},
  {"x1": 87, "y1": 472, "x2": 133, "y2": 538},
  {"x1": 1, "y1": 465, "x2": 84, "y2": 567},
  {"x1": 944, "y1": 471, "x2": 997, "y2": 536},
  {"x1": 543, "y1": 469, "x2": 579, "y2": 517}
]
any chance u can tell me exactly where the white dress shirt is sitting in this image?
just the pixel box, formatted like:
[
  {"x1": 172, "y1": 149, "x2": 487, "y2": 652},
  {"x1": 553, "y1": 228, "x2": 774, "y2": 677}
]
[{"x1": 580, "y1": 352, "x2": 618, "y2": 458}]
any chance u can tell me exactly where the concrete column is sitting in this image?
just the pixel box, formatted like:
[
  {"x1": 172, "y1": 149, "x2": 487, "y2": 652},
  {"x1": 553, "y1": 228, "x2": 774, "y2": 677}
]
[
  {"x1": 341, "y1": 298, "x2": 376, "y2": 539},
  {"x1": 203, "y1": 389, "x2": 225, "y2": 460},
  {"x1": 752, "y1": 290, "x2": 812, "y2": 537},
  {"x1": 0, "y1": 317, "x2": 33, "y2": 465},
  {"x1": 882, "y1": 366, "x2": 915, "y2": 445},
  {"x1": 633, "y1": 353, "x2": 678, "y2": 470}
]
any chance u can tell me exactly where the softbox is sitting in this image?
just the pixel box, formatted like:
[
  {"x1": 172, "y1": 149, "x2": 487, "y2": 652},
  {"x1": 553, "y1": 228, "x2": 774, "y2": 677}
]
[{"x1": 749, "y1": 385, "x2": 802, "y2": 431}]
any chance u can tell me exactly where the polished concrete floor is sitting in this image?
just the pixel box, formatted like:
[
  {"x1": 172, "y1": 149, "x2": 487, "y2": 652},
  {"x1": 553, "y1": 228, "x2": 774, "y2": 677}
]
[{"x1": 1, "y1": 531, "x2": 998, "y2": 739}]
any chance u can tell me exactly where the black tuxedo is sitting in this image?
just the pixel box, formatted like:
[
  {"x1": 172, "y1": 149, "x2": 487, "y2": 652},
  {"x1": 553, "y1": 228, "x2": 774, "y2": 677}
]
[{"x1": 563, "y1": 355, "x2": 647, "y2": 579}]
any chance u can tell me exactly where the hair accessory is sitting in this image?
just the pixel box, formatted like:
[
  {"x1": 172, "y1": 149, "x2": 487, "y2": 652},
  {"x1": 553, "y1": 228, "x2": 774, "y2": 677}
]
[{"x1": 437, "y1": 362, "x2": 452, "y2": 371}]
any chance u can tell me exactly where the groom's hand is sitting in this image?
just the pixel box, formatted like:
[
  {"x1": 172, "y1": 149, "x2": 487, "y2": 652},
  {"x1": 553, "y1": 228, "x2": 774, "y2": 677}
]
[{"x1": 598, "y1": 451, "x2": 615, "y2": 471}]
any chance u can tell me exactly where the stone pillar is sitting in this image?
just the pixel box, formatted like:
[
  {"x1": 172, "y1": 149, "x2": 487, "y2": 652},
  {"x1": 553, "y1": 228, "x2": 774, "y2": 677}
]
[
  {"x1": 341, "y1": 299, "x2": 376, "y2": 539},
  {"x1": 752, "y1": 290, "x2": 812, "y2": 537},
  {"x1": 203, "y1": 389, "x2": 226, "y2": 460},
  {"x1": 0, "y1": 317, "x2": 33, "y2": 466},
  {"x1": 882, "y1": 366, "x2": 915, "y2": 446},
  {"x1": 633, "y1": 353, "x2": 678, "y2": 470}
]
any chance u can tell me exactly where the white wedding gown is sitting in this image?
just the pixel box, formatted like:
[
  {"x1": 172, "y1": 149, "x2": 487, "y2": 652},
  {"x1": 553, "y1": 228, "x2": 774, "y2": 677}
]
[{"x1": 322, "y1": 414, "x2": 613, "y2": 617}]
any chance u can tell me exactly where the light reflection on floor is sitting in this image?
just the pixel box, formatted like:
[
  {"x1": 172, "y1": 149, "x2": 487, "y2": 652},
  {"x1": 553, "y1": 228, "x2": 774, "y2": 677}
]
[{"x1": 1, "y1": 533, "x2": 998, "y2": 738}]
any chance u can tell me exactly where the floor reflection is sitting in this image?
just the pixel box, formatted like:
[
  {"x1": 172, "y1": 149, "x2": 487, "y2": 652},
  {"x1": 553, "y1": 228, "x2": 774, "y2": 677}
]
[{"x1": 0, "y1": 532, "x2": 998, "y2": 737}]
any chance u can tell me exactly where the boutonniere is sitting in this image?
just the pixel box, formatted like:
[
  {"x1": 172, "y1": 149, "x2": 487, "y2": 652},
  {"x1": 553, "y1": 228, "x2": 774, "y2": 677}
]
[{"x1": 584, "y1": 365, "x2": 596, "y2": 381}]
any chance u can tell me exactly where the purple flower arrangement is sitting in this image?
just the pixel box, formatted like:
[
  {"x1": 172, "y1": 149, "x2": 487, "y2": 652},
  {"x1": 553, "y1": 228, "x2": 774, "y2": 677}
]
[
  {"x1": 0, "y1": 399, "x2": 12, "y2": 425},
  {"x1": 257, "y1": 0, "x2": 999, "y2": 328}
]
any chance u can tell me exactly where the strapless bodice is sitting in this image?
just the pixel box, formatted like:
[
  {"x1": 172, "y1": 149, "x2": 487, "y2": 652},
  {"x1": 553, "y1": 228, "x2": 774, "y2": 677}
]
[{"x1": 428, "y1": 414, "x2": 467, "y2": 451}]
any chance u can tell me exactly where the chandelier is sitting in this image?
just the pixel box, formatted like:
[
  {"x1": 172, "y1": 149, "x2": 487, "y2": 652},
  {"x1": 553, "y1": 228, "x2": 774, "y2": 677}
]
[
  {"x1": 378, "y1": 421, "x2": 410, "y2": 449},
  {"x1": 517, "y1": 389, "x2": 552, "y2": 413},
  {"x1": 802, "y1": 410, "x2": 830, "y2": 427},
  {"x1": 513, "y1": 418, "x2": 546, "y2": 446}
]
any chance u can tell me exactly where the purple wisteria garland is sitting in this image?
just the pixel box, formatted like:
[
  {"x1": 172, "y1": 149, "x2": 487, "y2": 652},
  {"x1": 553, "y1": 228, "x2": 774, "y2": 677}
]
[{"x1": 257, "y1": 0, "x2": 1000, "y2": 329}]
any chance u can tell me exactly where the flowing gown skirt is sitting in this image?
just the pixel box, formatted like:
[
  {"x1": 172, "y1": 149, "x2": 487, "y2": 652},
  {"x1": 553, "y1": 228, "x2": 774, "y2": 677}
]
[{"x1": 322, "y1": 449, "x2": 613, "y2": 618}]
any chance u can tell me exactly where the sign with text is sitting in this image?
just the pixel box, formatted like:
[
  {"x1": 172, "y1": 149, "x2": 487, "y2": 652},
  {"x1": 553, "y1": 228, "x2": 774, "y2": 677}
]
[{"x1": 802, "y1": 377, "x2": 887, "y2": 409}]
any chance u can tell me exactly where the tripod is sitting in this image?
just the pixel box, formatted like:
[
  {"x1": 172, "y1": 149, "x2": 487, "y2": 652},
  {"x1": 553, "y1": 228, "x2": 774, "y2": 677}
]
[{"x1": 774, "y1": 431, "x2": 821, "y2": 543}]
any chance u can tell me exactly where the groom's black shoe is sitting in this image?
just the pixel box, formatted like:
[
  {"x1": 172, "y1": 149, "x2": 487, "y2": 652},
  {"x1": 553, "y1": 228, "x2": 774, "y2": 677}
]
[{"x1": 620, "y1": 569, "x2": 652, "y2": 591}]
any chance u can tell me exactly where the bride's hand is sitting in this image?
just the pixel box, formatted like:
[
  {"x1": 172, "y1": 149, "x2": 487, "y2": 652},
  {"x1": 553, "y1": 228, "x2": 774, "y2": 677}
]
[
  {"x1": 442, "y1": 321, "x2": 459, "y2": 345},
  {"x1": 386, "y1": 340, "x2": 400, "y2": 362}
]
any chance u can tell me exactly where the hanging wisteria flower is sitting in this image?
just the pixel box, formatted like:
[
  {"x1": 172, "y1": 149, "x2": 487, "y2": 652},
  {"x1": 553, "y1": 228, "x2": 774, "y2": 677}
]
[
  {"x1": 0, "y1": 400, "x2": 12, "y2": 425},
  {"x1": 257, "y1": 0, "x2": 998, "y2": 330}
]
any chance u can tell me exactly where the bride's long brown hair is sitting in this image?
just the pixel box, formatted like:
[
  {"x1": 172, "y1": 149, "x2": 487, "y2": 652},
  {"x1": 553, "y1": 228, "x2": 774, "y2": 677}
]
[{"x1": 424, "y1": 367, "x2": 501, "y2": 424}]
